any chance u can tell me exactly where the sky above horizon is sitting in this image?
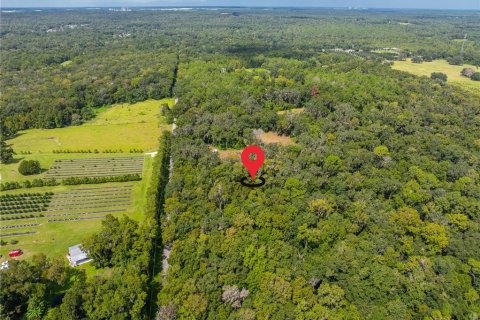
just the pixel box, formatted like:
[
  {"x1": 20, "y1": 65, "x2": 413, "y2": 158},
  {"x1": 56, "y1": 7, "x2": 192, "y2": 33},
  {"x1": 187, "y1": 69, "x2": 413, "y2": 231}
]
[{"x1": 2, "y1": 0, "x2": 479, "y2": 10}]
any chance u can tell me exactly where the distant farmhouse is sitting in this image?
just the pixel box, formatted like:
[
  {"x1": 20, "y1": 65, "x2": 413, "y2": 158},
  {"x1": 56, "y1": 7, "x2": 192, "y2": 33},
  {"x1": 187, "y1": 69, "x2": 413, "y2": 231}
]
[{"x1": 67, "y1": 244, "x2": 92, "y2": 267}]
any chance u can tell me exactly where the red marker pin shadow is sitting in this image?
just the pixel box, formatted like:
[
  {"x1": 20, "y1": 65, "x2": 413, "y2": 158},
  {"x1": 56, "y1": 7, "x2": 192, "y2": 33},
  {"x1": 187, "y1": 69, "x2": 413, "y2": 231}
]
[{"x1": 241, "y1": 145, "x2": 265, "y2": 181}]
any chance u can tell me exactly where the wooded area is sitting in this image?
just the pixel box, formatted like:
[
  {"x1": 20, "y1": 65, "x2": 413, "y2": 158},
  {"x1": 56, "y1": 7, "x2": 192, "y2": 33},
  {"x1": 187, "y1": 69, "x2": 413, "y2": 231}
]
[{"x1": 1, "y1": 7, "x2": 479, "y2": 320}]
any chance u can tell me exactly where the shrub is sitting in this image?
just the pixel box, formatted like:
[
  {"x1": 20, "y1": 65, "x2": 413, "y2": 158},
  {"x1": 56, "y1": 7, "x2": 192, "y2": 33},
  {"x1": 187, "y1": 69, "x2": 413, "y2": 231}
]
[
  {"x1": 18, "y1": 160, "x2": 41, "y2": 175},
  {"x1": 411, "y1": 56, "x2": 423, "y2": 63},
  {"x1": 447, "y1": 56, "x2": 463, "y2": 65},
  {"x1": 431, "y1": 72, "x2": 447, "y2": 82},
  {"x1": 471, "y1": 72, "x2": 480, "y2": 81}
]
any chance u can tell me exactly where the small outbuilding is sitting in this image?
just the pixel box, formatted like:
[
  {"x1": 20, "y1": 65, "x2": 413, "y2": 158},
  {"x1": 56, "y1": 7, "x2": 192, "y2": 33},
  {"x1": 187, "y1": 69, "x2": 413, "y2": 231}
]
[{"x1": 67, "y1": 244, "x2": 92, "y2": 267}]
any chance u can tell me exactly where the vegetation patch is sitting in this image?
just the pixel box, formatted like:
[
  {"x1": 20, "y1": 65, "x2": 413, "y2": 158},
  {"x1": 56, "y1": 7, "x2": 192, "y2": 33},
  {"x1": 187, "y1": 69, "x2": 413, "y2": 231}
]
[
  {"x1": 254, "y1": 129, "x2": 296, "y2": 146},
  {"x1": 392, "y1": 59, "x2": 480, "y2": 93},
  {"x1": 209, "y1": 146, "x2": 241, "y2": 160},
  {"x1": 6, "y1": 99, "x2": 174, "y2": 154},
  {"x1": 277, "y1": 108, "x2": 305, "y2": 115},
  {"x1": 0, "y1": 192, "x2": 53, "y2": 217}
]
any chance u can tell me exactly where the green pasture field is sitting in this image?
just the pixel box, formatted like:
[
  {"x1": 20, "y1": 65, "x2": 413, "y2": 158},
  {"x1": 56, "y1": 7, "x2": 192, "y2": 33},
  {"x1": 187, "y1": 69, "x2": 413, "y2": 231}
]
[
  {"x1": 6, "y1": 98, "x2": 174, "y2": 155},
  {"x1": 392, "y1": 59, "x2": 480, "y2": 93}
]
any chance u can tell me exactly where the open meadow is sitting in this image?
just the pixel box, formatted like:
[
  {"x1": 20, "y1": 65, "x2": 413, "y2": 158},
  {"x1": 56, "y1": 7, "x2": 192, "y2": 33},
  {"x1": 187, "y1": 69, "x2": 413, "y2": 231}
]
[
  {"x1": 392, "y1": 59, "x2": 480, "y2": 93},
  {"x1": 6, "y1": 99, "x2": 174, "y2": 154}
]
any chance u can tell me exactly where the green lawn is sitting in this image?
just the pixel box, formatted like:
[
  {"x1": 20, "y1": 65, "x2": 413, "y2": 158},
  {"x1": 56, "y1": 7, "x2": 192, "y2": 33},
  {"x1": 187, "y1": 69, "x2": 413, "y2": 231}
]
[{"x1": 392, "y1": 59, "x2": 480, "y2": 93}]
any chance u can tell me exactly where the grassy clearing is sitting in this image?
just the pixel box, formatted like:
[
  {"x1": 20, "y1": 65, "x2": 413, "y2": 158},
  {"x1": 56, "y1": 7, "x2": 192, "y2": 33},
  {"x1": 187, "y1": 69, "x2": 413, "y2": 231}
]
[
  {"x1": 392, "y1": 59, "x2": 480, "y2": 93},
  {"x1": 10, "y1": 124, "x2": 160, "y2": 154},
  {"x1": 277, "y1": 108, "x2": 305, "y2": 115},
  {"x1": 209, "y1": 146, "x2": 241, "y2": 160},
  {"x1": 255, "y1": 131, "x2": 295, "y2": 146},
  {"x1": 8, "y1": 99, "x2": 174, "y2": 154},
  {"x1": 91, "y1": 98, "x2": 174, "y2": 126}
]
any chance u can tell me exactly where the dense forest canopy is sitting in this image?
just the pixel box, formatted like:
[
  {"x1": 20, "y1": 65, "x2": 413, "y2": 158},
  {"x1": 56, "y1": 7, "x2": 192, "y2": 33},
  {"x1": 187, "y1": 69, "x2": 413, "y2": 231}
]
[
  {"x1": 1, "y1": 7, "x2": 480, "y2": 320},
  {"x1": 156, "y1": 54, "x2": 480, "y2": 319},
  {"x1": 1, "y1": 8, "x2": 479, "y2": 137}
]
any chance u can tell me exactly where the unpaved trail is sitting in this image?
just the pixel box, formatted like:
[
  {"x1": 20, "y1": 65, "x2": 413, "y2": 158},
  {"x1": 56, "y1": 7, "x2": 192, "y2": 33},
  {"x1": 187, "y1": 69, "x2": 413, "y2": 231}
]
[{"x1": 162, "y1": 117, "x2": 176, "y2": 277}]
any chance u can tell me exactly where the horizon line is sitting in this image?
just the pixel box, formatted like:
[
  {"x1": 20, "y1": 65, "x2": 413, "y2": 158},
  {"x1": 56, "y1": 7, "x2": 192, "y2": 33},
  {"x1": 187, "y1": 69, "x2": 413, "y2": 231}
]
[{"x1": 2, "y1": 6, "x2": 480, "y2": 11}]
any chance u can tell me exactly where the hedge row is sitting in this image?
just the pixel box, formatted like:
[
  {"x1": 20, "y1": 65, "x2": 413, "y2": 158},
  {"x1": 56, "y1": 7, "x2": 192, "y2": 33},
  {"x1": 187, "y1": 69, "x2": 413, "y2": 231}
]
[
  {"x1": 62, "y1": 174, "x2": 141, "y2": 185},
  {"x1": 52, "y1": 149, "x2": 139, "y2": 154},
  {"x1": 1, "y1": 179, "x2": 59, "y2": 191},
  {"x1": 143, "y1": 131, "x2": 171, "y2": 316},
  {"x1": 0, "y1": 174, "x2": 142, "y2": 191}
]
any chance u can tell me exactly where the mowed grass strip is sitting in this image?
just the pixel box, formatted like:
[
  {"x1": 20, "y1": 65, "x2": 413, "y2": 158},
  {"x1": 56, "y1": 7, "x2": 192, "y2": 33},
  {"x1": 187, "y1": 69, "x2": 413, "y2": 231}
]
[{"x1": 392, "y1": 59, "x2": 480, "y2": 93}]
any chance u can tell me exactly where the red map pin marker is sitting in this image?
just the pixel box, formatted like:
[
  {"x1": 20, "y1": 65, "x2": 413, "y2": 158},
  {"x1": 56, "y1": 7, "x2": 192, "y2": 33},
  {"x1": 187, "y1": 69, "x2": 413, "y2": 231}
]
[{"x1": 241, "y1": 145, "x2": 265, "y2": 181}]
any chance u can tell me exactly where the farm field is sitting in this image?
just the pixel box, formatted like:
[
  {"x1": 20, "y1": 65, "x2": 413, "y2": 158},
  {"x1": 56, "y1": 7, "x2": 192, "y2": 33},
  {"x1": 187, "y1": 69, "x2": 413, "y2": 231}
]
[
  {"x1": 7, "y1": 99, "x2": 174, "y2": 154},
  {"x1": 1, "y1": 98, "x2": 174, "y2": 182},
  {"x1": 0, "y1": 152, "x2": 141, "y2": 182},
  {"x1": 0, "y1": 154, "x2": 155, "y2": 259},
  {"x1": 0, "y1": 98, "x2": 167, "y2": 264},
  {"x1": 392, "y1": 59, "x2": 480, "y2": 93},
  {"x1": 44, "y1": 156, "x2": 144, "y2": 179},
  {"x1": 0, "y1": 178, "x2": 151, "y2": 262}
]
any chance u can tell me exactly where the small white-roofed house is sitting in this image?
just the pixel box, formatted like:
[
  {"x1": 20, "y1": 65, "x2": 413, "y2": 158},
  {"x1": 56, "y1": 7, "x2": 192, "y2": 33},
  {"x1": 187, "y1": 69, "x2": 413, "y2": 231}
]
[{"x1": 67, "y1": 244, "x2": 92, "y2": 267}]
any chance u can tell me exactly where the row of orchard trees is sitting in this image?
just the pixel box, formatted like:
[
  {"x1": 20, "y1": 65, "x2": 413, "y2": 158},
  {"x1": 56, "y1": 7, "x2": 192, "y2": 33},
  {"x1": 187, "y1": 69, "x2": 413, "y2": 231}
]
[
  {"x1": 0, "y1": 133, "x2": 171, "y2": 319},
  {"x1": 155, "y1": 54, "x2": 480, "y2": 319}
]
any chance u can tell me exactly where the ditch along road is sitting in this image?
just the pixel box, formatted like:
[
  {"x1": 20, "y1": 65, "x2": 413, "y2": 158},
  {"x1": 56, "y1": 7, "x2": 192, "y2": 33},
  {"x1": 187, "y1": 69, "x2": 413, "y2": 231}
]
[
  {"x1": 147, "y1": 118, "x2": 176, "y2": 319},
  {"x1": 162, "y1": 120, "x2": 176, "y2": 276}
]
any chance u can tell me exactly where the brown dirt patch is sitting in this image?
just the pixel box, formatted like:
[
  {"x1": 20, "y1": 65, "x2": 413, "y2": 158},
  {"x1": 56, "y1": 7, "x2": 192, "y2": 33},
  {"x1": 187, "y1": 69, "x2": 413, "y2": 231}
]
[
  {"x1": 209, "y1": 146, "x2": 241, "y2": 160},
  {"x1": 254, "y1": 130, "x2": 295, "y2": 146}
]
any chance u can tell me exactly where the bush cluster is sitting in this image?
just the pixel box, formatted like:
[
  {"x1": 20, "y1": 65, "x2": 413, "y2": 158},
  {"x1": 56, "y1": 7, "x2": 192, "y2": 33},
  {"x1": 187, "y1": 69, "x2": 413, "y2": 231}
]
[
  {"x1": 61, "y1": 174, "x2": 141, "y2": 185},
  {"x1": 18, "y1": 160, "x2": 41, "y2": 175},
  {"x1": 1, "y1": 179, "x2": 59, "y2": 191}
]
